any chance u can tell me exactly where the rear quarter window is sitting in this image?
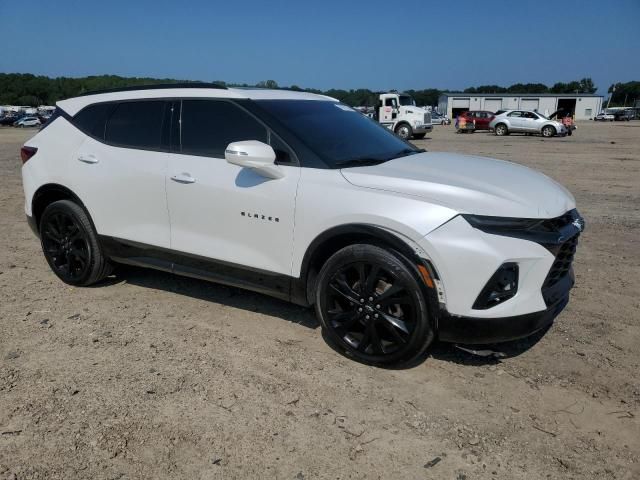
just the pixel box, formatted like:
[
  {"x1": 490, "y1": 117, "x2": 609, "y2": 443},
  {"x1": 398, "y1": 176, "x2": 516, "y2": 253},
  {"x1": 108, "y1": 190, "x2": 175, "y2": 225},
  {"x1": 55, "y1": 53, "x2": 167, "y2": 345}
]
[{"x1": 72, "y1": 103, "x2": 115, "y2": 139}]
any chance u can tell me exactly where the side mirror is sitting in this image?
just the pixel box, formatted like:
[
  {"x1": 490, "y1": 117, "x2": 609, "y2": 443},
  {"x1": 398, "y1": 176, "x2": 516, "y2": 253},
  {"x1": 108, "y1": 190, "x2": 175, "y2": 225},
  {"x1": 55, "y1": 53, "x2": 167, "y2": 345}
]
[{"x1": 225, "y1": 140, "x2": 283, "y2": 179}]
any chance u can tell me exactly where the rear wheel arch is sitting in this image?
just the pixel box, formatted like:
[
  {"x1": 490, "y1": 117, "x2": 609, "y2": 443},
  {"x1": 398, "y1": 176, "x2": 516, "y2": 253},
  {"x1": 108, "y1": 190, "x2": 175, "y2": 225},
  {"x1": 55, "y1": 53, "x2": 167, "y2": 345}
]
[
  {"x1": 295, "y1": 224, "x2": 431, "y2": 306},
  {"x1": 32, "y1": 184, "x2": 88, "y2": 233}
]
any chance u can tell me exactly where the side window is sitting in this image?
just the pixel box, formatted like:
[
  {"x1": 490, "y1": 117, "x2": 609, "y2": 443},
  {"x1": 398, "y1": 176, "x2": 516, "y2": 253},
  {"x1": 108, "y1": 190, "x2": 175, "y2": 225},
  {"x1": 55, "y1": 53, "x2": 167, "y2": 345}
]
[
  {"x1": 508, "y1": 111, "x2": 523, "y2": 117},
  {"x1": 73, "y1": 102, "x2": 115, "y2": 139},
  {"x1": 180, "y1": 100, "x2": 268, "y2": 158},
  {"x1": 105, "y1": 101, "x2": 167, "y2": 149}
]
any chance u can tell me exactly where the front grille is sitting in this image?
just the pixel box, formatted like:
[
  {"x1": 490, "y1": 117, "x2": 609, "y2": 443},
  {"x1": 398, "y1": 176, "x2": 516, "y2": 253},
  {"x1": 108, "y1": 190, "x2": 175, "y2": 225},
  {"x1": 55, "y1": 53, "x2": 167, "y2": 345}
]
[
  {"x1": 543, "y1": 235, "x2": 579, "y2": 289},
  {"x1": 424, "y1": 112, "x2": 431, "y2": 124},
  {"x1": 540, "y1": 209, "x2": 577, "y2": 232}
]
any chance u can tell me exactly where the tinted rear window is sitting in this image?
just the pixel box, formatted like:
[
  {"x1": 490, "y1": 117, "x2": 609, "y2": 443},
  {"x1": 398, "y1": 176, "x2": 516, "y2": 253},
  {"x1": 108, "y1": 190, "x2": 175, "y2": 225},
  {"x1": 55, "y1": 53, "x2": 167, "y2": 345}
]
[
  {"x1": 105, "y1": 101, "x2": 167, "y2": 149},
  {"x1": 73, "y1": 103, "x2": 114, "y2": 138},
  {"x1": 180, "y1": 100, "x2": 267, "y2": 158}
]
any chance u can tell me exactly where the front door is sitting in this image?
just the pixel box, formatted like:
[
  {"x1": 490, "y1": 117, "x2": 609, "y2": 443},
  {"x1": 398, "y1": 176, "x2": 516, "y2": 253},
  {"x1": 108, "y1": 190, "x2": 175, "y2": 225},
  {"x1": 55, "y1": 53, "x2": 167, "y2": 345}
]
[
  {"x1": 166, "y1": 99, "x2": 300, "y2": 275},
  {"x1": 520, "y1": 111, "x2": 541, "y2": 132}
]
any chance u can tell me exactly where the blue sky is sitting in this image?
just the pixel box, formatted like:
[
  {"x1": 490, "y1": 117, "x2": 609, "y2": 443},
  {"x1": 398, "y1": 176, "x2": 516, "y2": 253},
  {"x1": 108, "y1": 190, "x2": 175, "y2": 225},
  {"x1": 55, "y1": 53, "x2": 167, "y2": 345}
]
[{"x1": 1, "y1": 0, "x2": 638, "y2": 94}]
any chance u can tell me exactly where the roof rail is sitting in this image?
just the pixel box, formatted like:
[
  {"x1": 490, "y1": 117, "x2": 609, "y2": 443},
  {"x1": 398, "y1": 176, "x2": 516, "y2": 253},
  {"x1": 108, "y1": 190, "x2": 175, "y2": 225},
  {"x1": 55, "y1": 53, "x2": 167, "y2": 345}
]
[{"x1": 77, "y1": 82, "x2": 227, "y2": 97}]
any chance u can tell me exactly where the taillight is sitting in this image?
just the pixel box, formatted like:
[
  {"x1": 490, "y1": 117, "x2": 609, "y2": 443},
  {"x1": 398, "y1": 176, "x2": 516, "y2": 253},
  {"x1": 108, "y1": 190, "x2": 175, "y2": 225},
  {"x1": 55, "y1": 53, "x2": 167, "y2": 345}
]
[{"x1": 20, "y1": 146, "x2": 38, "y2": 164}]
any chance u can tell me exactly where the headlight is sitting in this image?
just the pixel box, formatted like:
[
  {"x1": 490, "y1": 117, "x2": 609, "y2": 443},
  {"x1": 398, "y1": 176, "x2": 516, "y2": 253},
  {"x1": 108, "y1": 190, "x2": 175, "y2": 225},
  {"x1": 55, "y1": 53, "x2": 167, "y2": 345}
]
[
  {"x1": 462, "y1": 214, "x2": 543, "y2": 232},
  {"x1": 462, "y1": 212, "x2": 584, "y2": 245}
]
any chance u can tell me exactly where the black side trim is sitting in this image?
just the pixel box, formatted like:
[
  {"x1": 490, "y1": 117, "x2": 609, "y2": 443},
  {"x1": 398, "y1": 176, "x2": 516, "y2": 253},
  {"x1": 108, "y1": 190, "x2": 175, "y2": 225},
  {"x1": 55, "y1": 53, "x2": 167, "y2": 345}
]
[
  {"x1": 100, "y1": 236, "x2": 295, "y2": 304},
  {"x1": 438, "y1": 295, "x2": 569, "y2": 344},
  {"x1": 76, "y1": 82, "x2": 227, "y2": 97}
]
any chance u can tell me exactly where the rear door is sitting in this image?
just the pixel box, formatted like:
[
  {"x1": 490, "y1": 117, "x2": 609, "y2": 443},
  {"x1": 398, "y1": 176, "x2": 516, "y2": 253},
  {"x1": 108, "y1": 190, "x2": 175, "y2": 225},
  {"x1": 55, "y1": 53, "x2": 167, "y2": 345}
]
[
  {"x1": 72, "y1": 100, "x2": 172, "y2": 247},
  {"x1": 506, "y1": 111, "x2": 525, "y2": 131},
  {"x1": 166, "y1": 99, "x2": 300, "y2": 275}
]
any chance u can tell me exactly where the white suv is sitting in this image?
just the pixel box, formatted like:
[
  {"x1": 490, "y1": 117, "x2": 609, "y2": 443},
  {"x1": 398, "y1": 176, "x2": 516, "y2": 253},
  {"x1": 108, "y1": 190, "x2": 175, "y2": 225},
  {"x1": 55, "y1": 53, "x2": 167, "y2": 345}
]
[{"x1": 21, "y1": 84, "x2": 584, "y2": 365}]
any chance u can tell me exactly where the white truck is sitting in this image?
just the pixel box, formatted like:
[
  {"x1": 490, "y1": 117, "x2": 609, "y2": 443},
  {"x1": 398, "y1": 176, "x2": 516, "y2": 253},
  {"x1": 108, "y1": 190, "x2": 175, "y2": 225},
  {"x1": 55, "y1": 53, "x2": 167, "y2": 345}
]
[{"x1": 373, "y1": 92, "x2": 432, "y2": 140}]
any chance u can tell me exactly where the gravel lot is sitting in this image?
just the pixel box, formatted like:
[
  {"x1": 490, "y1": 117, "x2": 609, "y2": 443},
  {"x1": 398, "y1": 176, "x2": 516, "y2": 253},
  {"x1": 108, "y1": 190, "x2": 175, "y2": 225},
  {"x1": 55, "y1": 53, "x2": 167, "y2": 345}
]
[{"x1": 1, "y1": 122, "x2": 639, "y2": 480}]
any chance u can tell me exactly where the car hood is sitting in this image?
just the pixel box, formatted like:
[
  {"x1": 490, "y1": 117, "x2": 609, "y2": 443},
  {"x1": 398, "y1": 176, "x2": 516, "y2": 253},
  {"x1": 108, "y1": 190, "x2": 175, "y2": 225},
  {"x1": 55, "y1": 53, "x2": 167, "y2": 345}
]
[{"x1": 340, "y1": 152, "x2": 576, "y2": 218}]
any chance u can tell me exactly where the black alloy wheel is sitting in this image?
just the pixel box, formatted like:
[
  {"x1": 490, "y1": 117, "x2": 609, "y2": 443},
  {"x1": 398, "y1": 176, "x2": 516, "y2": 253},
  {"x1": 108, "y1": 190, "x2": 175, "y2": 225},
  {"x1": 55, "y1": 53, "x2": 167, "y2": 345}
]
[
  {"x1": 316, "y1": 244, "x2": 434, "y2": 366},
  {"x1": 39, "y1": 200, "x2": 112, "y2": 286}
]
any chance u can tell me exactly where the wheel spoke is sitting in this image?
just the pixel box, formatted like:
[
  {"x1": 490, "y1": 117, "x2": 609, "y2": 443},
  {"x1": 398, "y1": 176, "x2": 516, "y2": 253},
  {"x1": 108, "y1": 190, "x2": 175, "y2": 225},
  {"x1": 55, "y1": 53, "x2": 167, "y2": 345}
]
[
  {"x1": 380, "y1": 319, "x2": 408, "y2": 344},
  {"x1": 355, "y1": 263, "x2": 366, "y2": 295},
  {"x1": 380, "y1": 311, "x2": 410, "y2": 334},
  {"x1": 376, "y1": 283, "x2": 403, "y2": 302},
  {"x1": 330, "y1": 273, "x2": 361, "y2": 304},
  {"x1": 369, "y1": 323, "x2": 385, "y2": 354},
  {"x1": 378, "y1": 294, "x2": 412, "y2": 307},
  {"x1": 357, "y1": 324, "x2": 373, "y2": 352},
  {"x1": 365, "y1": 265, "x2": 380, "y2": 293},
  {"x1": 43, "y1": 229, "x2": 63, "y2": 244}
]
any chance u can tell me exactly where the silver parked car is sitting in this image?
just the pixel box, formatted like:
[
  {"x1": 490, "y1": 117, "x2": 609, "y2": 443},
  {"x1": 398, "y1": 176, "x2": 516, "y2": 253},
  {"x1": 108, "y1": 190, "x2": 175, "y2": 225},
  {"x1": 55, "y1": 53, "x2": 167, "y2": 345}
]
[
  {"x1": 14, "y1": 116, "x2": 41, "y2": 128},
  {"x1": 431, "y1": 112, "x2": 451, "y2": 125},
  {"x1": 489, "y1": 110, "x2": 567, "y2": 137}
]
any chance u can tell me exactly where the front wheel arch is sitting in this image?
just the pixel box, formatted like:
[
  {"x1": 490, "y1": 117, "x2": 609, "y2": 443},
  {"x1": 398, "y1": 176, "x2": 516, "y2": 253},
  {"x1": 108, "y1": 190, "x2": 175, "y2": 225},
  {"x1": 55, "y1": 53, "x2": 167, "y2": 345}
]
[{"x1": 296, "y1": 224, "x2": 434, "y2": 307}]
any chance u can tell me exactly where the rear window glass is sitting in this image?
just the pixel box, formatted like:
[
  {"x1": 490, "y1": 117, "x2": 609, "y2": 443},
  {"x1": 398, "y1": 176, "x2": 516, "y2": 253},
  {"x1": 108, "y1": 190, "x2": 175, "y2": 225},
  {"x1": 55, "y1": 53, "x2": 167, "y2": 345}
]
[
  {"x1": 105, "y1": 101, "x2": 167, "y2": 149},
  {"x1": 180, "y1": 100, "x2": 267, "y2": 158},
  {"x1": 73, "y1": 103, "x2": 114, "y2": 139}
]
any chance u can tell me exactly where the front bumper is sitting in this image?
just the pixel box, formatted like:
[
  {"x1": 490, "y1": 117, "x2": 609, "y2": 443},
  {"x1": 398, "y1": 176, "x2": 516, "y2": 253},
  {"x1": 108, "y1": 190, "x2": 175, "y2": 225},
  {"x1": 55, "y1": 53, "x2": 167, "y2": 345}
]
[
  {"x1": 438, "y1": 284, "x2": 570, "y2": 344},
  {"x1": 419, "y1": 210, "x2": 582, "y2": 343},
  {"x1": 415, "y1": 124, "x2": 433, "y2": 133}
]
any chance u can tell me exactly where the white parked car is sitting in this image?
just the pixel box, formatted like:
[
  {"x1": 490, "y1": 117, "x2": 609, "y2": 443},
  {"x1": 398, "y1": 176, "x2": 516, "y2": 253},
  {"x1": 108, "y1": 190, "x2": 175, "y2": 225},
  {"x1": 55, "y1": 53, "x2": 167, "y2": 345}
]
[
  {"x1": 594, "y1": 112, "x2": 614, "y2": 121},
  {"x1": 14, "y1": 116, "x2": 41, "y2": 128},
  {"x1": 21, "y1": 84, "x2": 584, "y2": 365},
  {"x1": 489, "y1": 110, "x2": 567, "y2": 137}
]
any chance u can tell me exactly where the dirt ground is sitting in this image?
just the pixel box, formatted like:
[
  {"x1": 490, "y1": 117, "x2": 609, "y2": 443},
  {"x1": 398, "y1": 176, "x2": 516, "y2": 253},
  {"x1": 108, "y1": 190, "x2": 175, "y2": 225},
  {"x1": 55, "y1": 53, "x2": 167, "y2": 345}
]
[{"x1": 1, "y1": 122, "x2": 638, "y2": 480}]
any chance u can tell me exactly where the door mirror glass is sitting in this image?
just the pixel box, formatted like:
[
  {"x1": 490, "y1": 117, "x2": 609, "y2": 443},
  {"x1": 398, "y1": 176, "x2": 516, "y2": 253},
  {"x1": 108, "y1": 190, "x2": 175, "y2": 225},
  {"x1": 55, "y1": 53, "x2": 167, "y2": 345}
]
[{"x1": 225, "y1": 140, "x2": 283, "y2": 179}]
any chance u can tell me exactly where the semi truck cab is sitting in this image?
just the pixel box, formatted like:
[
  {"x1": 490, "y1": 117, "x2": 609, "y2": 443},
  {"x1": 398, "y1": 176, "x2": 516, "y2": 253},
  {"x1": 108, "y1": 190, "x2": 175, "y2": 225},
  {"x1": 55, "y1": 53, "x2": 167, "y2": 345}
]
[{"x1": 375, "y1": 92, "x2": 432, "y2": 140}]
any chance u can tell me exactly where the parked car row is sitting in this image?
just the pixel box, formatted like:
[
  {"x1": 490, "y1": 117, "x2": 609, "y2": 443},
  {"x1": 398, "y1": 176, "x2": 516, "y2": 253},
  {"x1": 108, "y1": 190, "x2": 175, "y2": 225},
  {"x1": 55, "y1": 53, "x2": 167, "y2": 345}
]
[
  {"x1": 0, "y1": 114, "x2": 47, "y2": 127},
  {"x1": 594, "y1": 110, "x2": 635, "y2": 121}
]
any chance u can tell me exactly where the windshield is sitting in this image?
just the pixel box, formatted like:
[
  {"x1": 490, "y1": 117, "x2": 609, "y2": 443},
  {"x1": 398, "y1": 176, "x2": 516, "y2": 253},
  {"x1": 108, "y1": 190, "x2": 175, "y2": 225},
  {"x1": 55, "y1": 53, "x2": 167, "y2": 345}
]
[
  {"x1": 398, "y1": 95, "x2": 415, "y2": 106},
  {"x1": 255, "y1": 100, "x2": 421, "y2": 168}
]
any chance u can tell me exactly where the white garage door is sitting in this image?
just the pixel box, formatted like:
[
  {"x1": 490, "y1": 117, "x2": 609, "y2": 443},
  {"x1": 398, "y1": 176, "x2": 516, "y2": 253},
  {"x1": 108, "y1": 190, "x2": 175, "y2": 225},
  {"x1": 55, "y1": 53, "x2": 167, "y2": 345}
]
[
  {"x1": 521, "y1": 98, "x2": 539, "y2": 111},
  {"x1": 484, "y1": 98, "x2": 502, "y2": 112},
  {"x1": 452, "y1": 98, "x2": 470, "y2": 108}
]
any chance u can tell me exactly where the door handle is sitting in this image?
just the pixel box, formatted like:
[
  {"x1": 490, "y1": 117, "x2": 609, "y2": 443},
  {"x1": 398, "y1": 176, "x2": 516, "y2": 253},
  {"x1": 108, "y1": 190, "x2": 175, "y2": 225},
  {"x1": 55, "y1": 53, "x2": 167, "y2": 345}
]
[
  {"x1": 78, "y1": 154, "x2": 99, "y2": 164},
  {"x1": 170, "y1": 172, "x2": 196, "y2": 184}
]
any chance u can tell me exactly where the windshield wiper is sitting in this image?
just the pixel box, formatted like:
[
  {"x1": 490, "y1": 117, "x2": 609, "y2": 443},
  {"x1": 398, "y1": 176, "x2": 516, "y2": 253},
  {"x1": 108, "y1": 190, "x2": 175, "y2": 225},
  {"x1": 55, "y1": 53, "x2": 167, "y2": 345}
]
[{"x1": 334, "y1": 158, "x2": 388, "y2": 168}]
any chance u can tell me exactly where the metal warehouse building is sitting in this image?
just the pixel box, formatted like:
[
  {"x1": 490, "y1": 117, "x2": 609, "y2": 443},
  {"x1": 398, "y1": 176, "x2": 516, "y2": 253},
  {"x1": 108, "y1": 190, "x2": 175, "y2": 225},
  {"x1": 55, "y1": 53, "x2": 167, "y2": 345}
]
[{"x1": 438, "y1": 93, "x2": 603, "y2": 120}]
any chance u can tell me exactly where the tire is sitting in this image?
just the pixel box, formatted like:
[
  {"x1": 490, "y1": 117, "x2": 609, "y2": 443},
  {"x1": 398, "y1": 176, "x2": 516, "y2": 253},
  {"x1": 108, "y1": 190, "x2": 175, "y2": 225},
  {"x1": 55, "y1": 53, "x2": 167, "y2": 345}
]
[
  {"x1": 495, "y1": 123, "x2": 508, "y2": 136},
  {"x1": 39, "y1": 200, "x2": 112, "y2": 286},
  {"x1": 395, "y1": 123, "x2": 413, "y2": 140},
  {"x1": 541, "y1": 125, "x2": 556, "y2": 138},
  {"x1": 412, "y1": 133, "x2": 426, "y2": 139},
  {"x1": 315, "y1": 244, "x2": 434, "y2": 366}
]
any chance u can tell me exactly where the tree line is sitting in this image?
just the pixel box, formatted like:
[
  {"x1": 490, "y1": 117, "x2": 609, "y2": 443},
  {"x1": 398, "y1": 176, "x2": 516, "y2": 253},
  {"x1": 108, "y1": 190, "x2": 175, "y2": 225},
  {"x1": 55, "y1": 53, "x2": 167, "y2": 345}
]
[{"x1": 1, "y1": 73, "x2": 633, "y2": 108}]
